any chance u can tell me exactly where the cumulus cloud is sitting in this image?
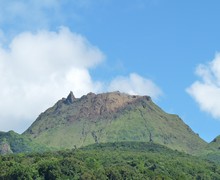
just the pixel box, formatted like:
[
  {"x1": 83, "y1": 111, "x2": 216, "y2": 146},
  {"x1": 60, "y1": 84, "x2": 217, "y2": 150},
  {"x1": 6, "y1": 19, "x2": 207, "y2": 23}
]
[
  {"x1": 0, "y1": 27, "x2": 104, "y2": 132},
  {"x1": 108, "y1": 73, "x2": 162, "y2": 99},
  {"x1": 0, "y1": 26, "x2": 163, "y2": 133},
  {"x1": 187, "y1": 53, "x2": 220, "y2": 118}
]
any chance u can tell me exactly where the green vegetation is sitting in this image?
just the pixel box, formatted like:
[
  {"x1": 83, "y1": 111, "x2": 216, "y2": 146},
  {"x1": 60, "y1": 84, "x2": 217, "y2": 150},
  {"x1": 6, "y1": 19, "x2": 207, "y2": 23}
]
[
  {"x1": 196, "y1": 136, "x2": 220, "y2": 164},
  {"x1": 0, "y1": 131, "x2": 49, "y2": 154},
  {"x1": 2, "y1": 92, "x2": 220, "y2": 178},
  {"x1": 0, "y1": 142, "x2": 219, "y2": 180}
]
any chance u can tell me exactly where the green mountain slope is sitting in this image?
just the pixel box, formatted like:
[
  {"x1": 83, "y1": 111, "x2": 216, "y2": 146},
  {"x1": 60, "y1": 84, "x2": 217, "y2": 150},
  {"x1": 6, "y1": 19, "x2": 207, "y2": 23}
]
[
  {"x1": 198, "y1": 136, "x2": 220, "y2": 163},
  {"x1": 23, "y1": 91, "x2": 206, "y2": 154},
  {"x1": 0, "y1": 130, "x2": 48, "y2": 154},
  {"x1": 1, "y1": 142, "x2": 220, "y2": 179},
  {"x1": 208, "y1": 136, "x2": 220, "y2": 150}
]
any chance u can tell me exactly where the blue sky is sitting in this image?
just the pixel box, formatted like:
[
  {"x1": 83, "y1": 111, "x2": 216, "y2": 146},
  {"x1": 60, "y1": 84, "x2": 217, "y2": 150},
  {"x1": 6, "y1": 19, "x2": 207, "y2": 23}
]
[{"x1": 1, "y1": 0, "x2": 220, "y2": 142}]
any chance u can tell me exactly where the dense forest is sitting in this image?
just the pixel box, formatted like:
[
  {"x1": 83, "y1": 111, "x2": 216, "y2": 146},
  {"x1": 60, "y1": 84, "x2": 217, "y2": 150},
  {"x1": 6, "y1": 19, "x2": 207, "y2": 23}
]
[{"x1": 1, "y1": 142, "x2": 220, "y2": 180}]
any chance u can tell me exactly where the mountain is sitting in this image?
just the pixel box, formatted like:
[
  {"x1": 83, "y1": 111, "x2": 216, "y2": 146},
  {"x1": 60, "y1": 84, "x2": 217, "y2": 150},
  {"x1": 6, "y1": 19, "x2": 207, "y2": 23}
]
[
  {"x1": 197, "y1": 136, "x2": 220, "y2": 163},
  {"x1": 23, "y1": 91, "x2": 206, "y2": 154},
  {"x1": 208, "y1": 136, "x2": 220, "y2": 150},
  {"x1": 0, "y1": 130, "x2": 48, "y2": 153}
]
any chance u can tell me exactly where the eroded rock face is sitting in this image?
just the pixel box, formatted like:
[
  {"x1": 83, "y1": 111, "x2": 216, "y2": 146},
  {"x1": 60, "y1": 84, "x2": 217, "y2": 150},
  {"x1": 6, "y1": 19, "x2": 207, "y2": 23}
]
[{"x1": 72, "y1": 91, "x2": 151, "y2": 118}]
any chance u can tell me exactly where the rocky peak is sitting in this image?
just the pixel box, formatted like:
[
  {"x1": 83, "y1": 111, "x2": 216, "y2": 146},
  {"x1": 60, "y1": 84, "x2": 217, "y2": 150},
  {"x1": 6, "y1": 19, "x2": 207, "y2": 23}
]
[
  {"x1": 65, "y1": 91, "x2": 75, "y2": 104},
  {"x1": 87, "y1": 92, "x2": 96, "y2": 97}
]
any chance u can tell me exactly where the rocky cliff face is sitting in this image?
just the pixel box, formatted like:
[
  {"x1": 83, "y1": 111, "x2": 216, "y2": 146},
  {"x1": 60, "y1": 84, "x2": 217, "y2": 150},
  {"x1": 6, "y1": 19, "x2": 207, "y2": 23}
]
[
  {"x1": 24, "y1": 91, "x2": 206, "y2": 153},
  {"x1": 64, "y1": 91, "x2": 151, "y2": 120}
]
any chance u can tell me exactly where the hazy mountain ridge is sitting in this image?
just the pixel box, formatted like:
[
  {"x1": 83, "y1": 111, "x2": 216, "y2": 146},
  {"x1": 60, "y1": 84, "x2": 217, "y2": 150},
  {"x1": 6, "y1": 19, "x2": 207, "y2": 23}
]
[{"x1": 0, "y1": 130, "x2": 48, "y2": 153}]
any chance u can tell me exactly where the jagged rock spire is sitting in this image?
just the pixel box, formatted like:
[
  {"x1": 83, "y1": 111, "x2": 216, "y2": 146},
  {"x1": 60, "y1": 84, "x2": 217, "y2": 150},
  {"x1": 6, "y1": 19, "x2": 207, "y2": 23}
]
[{"x1": 65, "y1": 91, "x2": 75, "y2": 104}]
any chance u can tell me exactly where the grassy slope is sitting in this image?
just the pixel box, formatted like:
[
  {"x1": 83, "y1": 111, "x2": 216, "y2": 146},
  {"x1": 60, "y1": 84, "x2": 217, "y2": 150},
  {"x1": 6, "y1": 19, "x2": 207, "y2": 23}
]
[
  {"x1": 0, "y1": 131, "x2": 49, "y2": 153},
  {"x1": 197, "y1": 136, "x2": 220, "y2": 164}
]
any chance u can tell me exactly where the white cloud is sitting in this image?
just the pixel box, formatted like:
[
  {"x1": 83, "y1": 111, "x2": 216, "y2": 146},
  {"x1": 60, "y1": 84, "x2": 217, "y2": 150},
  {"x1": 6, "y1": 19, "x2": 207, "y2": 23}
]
[
  {"x1": 187, "y1": 53, "x2": 220, "y2": 118},
  {"x1": 0, "y1": 24, "x2": 163, "y2": 133},
  {"x1": 0, "y1": 27, "x2": 104, "y2": 133},
  {"x1": 108, "y1": 73, "x2": 162, "y2": 99}
]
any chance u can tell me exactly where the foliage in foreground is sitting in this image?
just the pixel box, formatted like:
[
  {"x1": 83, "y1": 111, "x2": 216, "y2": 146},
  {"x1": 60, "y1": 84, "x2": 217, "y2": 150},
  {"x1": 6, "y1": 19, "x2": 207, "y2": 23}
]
[{"x1": 0, "y1": 142, "x2": 220, "y2": 180}]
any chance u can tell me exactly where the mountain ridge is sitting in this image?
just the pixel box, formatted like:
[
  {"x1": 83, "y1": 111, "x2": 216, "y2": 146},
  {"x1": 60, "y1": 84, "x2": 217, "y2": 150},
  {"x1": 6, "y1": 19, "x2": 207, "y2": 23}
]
[{"x1": 23, "y1": 91, "x2": 206, "y2": 154}]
